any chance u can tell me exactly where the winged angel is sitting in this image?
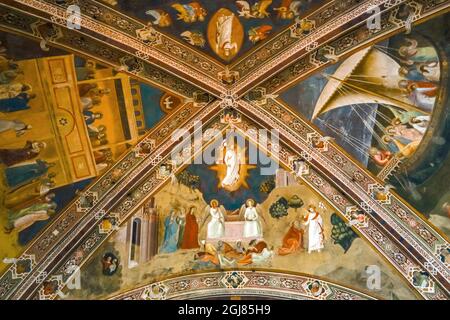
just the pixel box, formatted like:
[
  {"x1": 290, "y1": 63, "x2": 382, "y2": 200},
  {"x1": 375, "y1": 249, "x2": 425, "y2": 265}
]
[
  {"x1": 201, "y1": 200, "x2": 226, "y2": 239},
  {"x1": 274, "y1": 0, "x2": 302, "y2": 19},
  {"x1": 239, "y1": 199, "x2": 265, "y2": 238},
  {"x1": 236, "y1": 0, "x2": 272, "y2": 19}
]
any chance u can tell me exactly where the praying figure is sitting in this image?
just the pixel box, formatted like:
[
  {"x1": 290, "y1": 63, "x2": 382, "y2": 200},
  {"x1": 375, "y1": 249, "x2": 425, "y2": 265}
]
[
  {"x1": 278, "y1": 220, "x2": 304, "y2": 256},
  {"x1": 0, "y1": 141, "x2": 46, "y2": 167},
  {"x1": 303, "y1": 205, "x2": 325, "y2": 253}
]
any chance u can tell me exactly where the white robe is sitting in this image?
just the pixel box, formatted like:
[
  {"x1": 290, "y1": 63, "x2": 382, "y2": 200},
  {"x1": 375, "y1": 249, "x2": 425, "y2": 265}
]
[
  {"x1": 243, "y1": 207, "x2": 262, "y2": 238},
  {"x1": 14, "y1": 211, "x2": 49, "y2": 233},
  {"x1": 216, "y1": 14, "x2": 237, "y2": 54},
  {"x1": 222, "y1": 149, "x2": 240, "y2": 187},
  {"x1": 207, "y1": 208, "x2": 225, "y2": 239},
  {"x1": 305, "y1": 211, "x2": 324, "y2": 252}
]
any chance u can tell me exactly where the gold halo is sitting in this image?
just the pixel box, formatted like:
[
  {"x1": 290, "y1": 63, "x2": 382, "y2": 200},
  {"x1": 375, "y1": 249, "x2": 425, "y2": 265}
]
[{"x1": 210, "y1": 199, "x2": 219, "y2": 207}]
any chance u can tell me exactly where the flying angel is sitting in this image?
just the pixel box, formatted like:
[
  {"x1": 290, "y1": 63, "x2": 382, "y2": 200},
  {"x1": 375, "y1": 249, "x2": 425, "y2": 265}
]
[
  {"x1": 236, "y1": 1, "x2": 254, "y2": 18},
  {"x1": 236, "y1": 0, "x2": 272, "y2": 19},
  {"x1": 181, "y1": 31, "x2": 206, "y2": 47},
  {"x1": 201, "y1": 200, "x2": 226, "y2": 239},
  {"x1": 145, "y1": 9, "x2": 172, "y2": 27},
  {"x1": 239, "y1": 199, "x2": 265, "y2": 238},
  {"x1": 274, "y1": 0, "x2": 301, "y2": 19}
]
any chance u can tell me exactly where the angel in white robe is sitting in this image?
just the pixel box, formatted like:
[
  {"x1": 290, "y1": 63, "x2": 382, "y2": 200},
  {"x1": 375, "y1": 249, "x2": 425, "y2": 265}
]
[
  {"x1": 202, "y1": 200, "x2": 226, "y2": 239},
  {"x1": 303, "y1": 205, "x2": 324, "y2": 253},
  {"x1": 240, "y1": 199, "x2": 264, "y2": 238},
  {"x1": 216, "y1": 13, "x2": 238, "y2": 58},
  {"x1": 221, "y1": 142, "x2": 240, "y2": 188}
]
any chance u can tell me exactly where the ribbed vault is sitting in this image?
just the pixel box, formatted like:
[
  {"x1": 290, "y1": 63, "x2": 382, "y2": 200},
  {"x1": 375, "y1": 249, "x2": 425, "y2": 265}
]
[{"x1": 0, "y1": 0, "x2": 448, "y2": 300}]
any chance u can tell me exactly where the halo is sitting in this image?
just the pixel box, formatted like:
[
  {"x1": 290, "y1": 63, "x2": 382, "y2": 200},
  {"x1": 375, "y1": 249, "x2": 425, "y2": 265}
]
[{"x1": 210, "y1": 199, "x2": 219, "y2": 207}]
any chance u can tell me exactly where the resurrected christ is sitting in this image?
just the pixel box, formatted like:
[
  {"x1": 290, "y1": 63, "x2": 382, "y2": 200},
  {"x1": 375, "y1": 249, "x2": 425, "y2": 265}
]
[{"x1": 221, "y1": 141, "x2": 240, "y2": 188}]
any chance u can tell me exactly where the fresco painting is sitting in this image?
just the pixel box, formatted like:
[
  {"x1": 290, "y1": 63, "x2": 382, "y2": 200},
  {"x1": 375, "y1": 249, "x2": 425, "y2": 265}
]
[{"x1": 0, "y1": 1, "x2": 448, "y2": 302}]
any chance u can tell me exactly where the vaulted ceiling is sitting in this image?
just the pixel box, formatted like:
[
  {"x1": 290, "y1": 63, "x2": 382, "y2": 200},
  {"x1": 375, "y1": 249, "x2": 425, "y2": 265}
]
[{"x1": 0, "y1": 0, "x2": 449, "y2": 300}]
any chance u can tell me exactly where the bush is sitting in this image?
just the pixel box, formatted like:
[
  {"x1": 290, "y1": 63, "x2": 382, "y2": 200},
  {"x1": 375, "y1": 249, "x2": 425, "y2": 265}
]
[{"x1": 269, "y1": 197, "x2": 289, "y2": 219}]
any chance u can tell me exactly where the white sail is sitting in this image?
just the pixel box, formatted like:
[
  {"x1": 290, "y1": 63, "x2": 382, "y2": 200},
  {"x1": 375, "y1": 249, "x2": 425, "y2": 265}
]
[{"x1": 313, "y1": 47, "x2": 420, "y2": 119}]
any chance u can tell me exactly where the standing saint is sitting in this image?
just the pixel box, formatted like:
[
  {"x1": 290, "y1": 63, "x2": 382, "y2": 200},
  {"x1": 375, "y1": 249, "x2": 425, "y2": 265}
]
[
  {"x1": 303, "y1": 205, "x2": 325, "y2": 253},
  {"x1": 240, "y1": 199, "x2": 264, "y2": 239},
  {"x1": 5, "y1": 159, "x2": 55, "y2": 188},
  {"x1": 159, "y1": 209, "x2": 180, "y2": 253},
  {"x1": 177, "y1": 208, "x2": 186, "y2": 249},
  {"x1": 0, "y1": 92, "x2": 35, "y2": 113},
  {"x1": 0, "y1": 141, "x2": 46, "y2": 167},
  {"x1": 181, "y1": 207, "x2": 200, "y2": 249},
  {"x1": 202, "y1": 200, "x2": 226, "y2": 239},
  {"x1": 0, "y1": 119, "x2": 32, "y2": 137},
  {"x1": 5, "y1": 202, "x2": 57, "y2": 233},
  {"x1": 4, "y1": 179, "x2": 54, "y2": 209}
]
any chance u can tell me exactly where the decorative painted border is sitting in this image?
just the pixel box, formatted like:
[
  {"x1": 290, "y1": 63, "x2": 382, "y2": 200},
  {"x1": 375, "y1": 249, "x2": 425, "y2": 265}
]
[{"x1": 110, "y1": 271, "x2": 378, "y2": 300}]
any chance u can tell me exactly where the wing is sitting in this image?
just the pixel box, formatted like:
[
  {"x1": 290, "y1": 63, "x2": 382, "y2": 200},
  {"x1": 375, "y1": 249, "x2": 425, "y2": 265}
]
[
  {"x1": 290, "y1": 1, "x2": 301, "y2": 15},
  {"x1": 199, "y1": 205, "x2": 211, "y2": 229},
  {"x1": 145, "y1": 9, "x2": 161, "y2": 21},
  {"x1": 236, "y1": 1, "x2": 250, "y2": 10},
  {"x1": 239, "y1": 204, "x2": 246, "y2": 220},
  {"x1": 219, "y1": 205, "x2": 227, "y2": 217},
  {"x1": 259, "y1": 25, "x2": 273, "y2": 34},
  {"x1": 180, "y1": 31, "x2": 192, "y2": 38},
  {"x1": 171, "y1": 4, "x2": 188, "y2": 16},
  {"x1": 256, "y1": 204, "x2": 266, "y2": 223}
]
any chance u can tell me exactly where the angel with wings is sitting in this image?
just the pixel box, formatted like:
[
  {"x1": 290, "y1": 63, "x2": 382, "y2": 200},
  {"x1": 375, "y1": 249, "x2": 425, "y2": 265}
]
[
  {"x1": 236, "y1": 0, "x2": 272, "y2": 19},
  {"x1": 145, "y1": 9, "x2": 172, "y2": 27},
  {"x1": 239, "y1": 199, "x2": 265, "y2": 238},
  {"x1": 274, "y1": 0, "x2": 301, "y2": 19},
  {"x1": 202, "y1": 199, "x2": 226, "y2": 239}
]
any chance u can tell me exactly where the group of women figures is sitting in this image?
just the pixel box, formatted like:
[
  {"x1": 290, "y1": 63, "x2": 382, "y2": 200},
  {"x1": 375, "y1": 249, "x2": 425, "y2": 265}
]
[{"x1": 159, "y1": 207, "x2": 200, "y2": 253}]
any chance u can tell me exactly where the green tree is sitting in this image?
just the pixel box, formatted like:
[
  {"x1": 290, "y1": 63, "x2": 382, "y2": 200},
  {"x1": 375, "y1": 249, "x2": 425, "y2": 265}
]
[
  {"x1": 269, "y1": 197, "x2": 289, "y2": 219},
  {"x1": 288, "y1": 195, "x2": 304, "y2": 212}
]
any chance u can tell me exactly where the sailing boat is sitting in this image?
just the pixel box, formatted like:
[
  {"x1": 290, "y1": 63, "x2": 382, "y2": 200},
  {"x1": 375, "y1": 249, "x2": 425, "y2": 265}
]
[{"x1": 312, "y1": 46, "x2": 435, "y2": 120}]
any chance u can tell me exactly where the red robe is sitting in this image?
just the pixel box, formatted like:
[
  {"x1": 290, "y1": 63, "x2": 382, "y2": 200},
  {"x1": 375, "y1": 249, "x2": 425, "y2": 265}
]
[
  {"x1": 278, "y1": 225, "x2": 303, "y2": 256},
  {"x1": 181, "y1": 212, "x2": 199, "y2": 249}
]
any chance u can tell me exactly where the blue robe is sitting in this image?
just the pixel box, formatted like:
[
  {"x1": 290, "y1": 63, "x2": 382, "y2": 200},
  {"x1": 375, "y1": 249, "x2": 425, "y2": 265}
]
[
  {"x1": 159, "y1": 216, "x2": 179, "y2": 253},
  {"x1": 0, "y1": 92, "x2": 31, "y2": 113},
  {"x1": 83, "y1": 110, "x2": 96, "y2": 125},
  {"x1": 5, "y1": 159, "x2": 50, "y2": 188}
]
